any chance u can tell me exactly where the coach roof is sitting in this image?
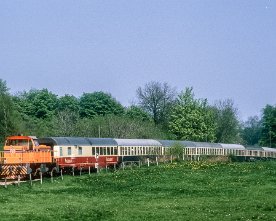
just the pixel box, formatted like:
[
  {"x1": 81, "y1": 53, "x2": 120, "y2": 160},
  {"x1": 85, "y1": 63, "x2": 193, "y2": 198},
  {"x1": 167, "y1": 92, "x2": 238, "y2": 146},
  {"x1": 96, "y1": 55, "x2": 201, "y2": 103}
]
[
  {"x1": 219, "y1": 143, "x2": 245, "y2": 150},
  {"x1": 193, "y1": 142, "x2": 222, "y2": 148},
  {"x1": 158, "y1": 140, "x2": 196, "y2": 147},
  {"x1": 38, "y1": 137, "x2": 91, "y2": 146},
  {"x1": 114, "y1": 139, "x2": 162, "y2": 146},
  {"x1": 38, "y1": 137, "x2": 117, "y2": 146},
  {"x1": 86, "y1": 138, "x2": 117, "y2": 146}
]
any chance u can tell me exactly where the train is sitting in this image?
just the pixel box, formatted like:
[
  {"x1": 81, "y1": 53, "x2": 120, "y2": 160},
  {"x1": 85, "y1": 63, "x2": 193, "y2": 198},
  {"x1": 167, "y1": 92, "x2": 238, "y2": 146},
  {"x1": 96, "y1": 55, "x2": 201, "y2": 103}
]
[{"x1": 0, "y1": 135, "x2": 276, "y2": 179}]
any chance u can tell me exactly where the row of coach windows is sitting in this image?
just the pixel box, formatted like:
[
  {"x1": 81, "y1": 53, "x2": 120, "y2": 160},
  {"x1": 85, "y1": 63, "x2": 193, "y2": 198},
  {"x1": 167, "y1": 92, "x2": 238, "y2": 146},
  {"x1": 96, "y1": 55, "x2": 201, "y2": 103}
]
[
  {"x1": 91, "y1": 146, "x2": 118, "y2": 156},
  {"x1": 59, "y1": 146, "x2": 163, "y2": 156},
  {"x1": 59, "y1": 146, "x2": 117, "y2": 156},
  {"x1": 58, "y1": 146, "x2": 78, "y2": 156},
  {"x1": 121, "y1": 146, "x2": 162, "y2": 156}
]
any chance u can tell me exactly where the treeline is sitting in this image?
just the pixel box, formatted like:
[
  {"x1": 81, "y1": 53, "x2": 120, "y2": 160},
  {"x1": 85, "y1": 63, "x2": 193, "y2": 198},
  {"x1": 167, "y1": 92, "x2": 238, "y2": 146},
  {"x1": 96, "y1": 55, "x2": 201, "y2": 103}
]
[{"x1": 0, "y1": 79, "x2": 275, "y2": 148}]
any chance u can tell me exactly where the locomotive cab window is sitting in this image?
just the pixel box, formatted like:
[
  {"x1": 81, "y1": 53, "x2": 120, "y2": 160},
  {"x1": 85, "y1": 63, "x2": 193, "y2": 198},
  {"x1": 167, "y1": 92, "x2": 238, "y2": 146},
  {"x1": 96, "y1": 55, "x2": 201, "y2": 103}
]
[{"x1": 29, "y1": 141, "x2": 33, "y2": 150}]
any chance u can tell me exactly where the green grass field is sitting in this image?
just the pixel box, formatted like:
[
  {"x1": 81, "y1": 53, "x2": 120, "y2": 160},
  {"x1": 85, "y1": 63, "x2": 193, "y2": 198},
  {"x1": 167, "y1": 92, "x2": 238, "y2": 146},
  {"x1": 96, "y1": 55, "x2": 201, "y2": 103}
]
[{"x1": 1, "y1": 161, "x2": 276, "y2": 221}]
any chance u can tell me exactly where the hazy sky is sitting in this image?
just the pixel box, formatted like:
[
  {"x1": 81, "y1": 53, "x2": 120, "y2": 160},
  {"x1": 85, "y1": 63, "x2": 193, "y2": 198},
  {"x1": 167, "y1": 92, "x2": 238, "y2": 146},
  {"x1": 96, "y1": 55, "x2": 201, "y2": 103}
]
[{"x1": 1, "y1": 0, "x2": 275, "y2": 120}]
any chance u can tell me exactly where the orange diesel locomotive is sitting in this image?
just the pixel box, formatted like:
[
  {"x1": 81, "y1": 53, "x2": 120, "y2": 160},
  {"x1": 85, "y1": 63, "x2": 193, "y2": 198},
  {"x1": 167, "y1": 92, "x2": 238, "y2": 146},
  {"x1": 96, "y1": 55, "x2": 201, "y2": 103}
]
[{"x1": 0, "y1": 136, "x2": 53, "y2": 178}]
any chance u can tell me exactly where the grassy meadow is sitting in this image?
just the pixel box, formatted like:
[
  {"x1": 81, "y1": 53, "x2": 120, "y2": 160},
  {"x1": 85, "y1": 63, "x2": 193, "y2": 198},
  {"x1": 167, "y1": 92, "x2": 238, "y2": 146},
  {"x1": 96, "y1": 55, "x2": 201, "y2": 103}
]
[{"x1": 1, "y1": 160, "x2": 276, "y2": 221}]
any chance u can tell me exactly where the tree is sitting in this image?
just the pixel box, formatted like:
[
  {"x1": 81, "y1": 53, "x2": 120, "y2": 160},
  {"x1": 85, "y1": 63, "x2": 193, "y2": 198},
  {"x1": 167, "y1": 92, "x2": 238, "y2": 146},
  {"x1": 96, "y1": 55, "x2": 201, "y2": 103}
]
[
  {"x1": 241, "y1": 116, "x2": 261, "y2": 146},
  {"x1": 79, "y1": 92, "x2": 124, "y2": 118},
  {"x1": 0, "y1": 79, "x2": 19, "y2": 143},
  {"x1": 259, "y1": 105, "x2": 276, "y2": 147},
  {"x1": 169, "y1": 87, "x2": 216, "y2": 141},
  {"x1": 74, "y1": 115, "x2": 166, "y2": 139},
  {"x1": 213, "y1": 99, "x2": 241, "y2": 143},
  {"x1": 167, "y1": 141, "x2": 185, "y2": 159},
  {"x1": 52, "y1": 109, "x2": 79, "y2": 136},
  {"x1": 57, "y1": 94, "x2": 79, "y2": 113},
  {"x1": 136, "y1": 81, "x2": 176, "y2": 125},
  {"x1": 125, "y1": 105, "x2": 152, "y2": 122},
  {"x1": 13, "y1": 89, "x2": 58, "y2": 119}
]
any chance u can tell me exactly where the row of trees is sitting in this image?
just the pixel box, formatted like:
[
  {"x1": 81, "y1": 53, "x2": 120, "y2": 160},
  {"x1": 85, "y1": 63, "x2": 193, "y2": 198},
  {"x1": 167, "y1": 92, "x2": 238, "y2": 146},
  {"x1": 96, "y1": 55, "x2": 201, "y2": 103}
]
[
  {"x1": 137, "y1": 82, "x2": 241, "y2": 143},
  {"x1": 0, "y1": 79, "x2": 275, "y2": 148}
]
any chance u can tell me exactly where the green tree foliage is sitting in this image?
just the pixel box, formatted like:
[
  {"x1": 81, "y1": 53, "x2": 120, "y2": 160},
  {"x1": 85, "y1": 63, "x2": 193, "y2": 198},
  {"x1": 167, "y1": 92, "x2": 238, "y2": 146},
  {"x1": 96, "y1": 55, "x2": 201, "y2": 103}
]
[
  {"x1": 125, "y1": 105, "x2": 152, "y2": 122},
  {"x1": 52, "y1": 110, "x2": 80, "y2": 137},
  {"x1": 241, "y1": 116, "x2": 262, "y2": 146},
  {"x1": 12, "y1": 89, "x2": 58, "y2": 137},
  {"x1": 0, "y1": 79, "x2": 19, "y2": 143},
  {"x1": 74, "y1": 115, "x2": 166, "y2": 139},
  {"x1": 137, "y1": 81, "x2": 176, "y2": 125},
  {"x1": 167, "y1": 141, "x2": 185, "y2": 159},
  {"x1": 13, "y1": 89, "x2": 58, "y2": 119},
  {"x1": 259, "y1": 105, "x2": 276, "y2": 147},
  {"x1": 213, "y1": 99, "x2": 241, "y2": 143},
  {"x1": 169, "y1": 87, "x2": 216, "y2": 141},
  {"x1": 57, "y1": 94, "x2": 79, "y2": 113},
  {"x1": 79, "y1": 92, "x2": 124, "y2": 118}
]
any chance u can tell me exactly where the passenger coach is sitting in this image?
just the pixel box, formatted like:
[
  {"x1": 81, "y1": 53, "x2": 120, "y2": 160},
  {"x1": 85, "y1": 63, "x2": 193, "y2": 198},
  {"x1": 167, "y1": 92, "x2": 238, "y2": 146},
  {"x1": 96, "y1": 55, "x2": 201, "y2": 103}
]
[{"x1": 38, "y1": 137, "x2": 164, "y2": 170}]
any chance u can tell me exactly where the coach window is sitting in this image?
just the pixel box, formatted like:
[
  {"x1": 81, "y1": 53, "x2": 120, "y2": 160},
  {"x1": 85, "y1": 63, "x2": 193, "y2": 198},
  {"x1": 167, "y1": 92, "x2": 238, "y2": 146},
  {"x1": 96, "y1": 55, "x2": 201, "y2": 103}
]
[
  {"x1": 60, "y1": 147, "x2": 63, "y2": 156},
  {"x1": 114, "y1": 147, "x2": 118, "y2": 155},
  {"x1": 92, "y1": 147, "x2": 95, "y2": 155},
  {"x1": 78, "y1": 147, "x2": 82, "y2": 155},
  {"x1": 68, "y1": 147, "x2": 72, "y2": 156},
  {"x1": 107, "y1": 147, "x2": 110, "y2": 155}
]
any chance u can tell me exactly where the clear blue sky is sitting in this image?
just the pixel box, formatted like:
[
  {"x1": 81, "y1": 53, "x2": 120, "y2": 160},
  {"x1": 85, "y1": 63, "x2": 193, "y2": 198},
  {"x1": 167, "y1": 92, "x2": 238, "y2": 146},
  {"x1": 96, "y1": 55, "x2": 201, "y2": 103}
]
[{"x1": 1, "y1": 0, "x2": 275, "y2": 120}]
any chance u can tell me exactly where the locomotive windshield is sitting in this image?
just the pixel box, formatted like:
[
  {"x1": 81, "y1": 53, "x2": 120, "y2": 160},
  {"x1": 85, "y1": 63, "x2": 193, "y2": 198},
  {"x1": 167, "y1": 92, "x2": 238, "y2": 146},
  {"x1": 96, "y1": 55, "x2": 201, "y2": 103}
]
[{"x1": 6, "y1": 139, "x2": 29, "y2": 146}]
